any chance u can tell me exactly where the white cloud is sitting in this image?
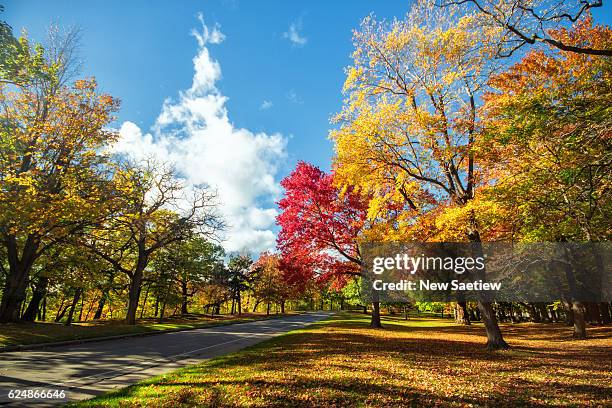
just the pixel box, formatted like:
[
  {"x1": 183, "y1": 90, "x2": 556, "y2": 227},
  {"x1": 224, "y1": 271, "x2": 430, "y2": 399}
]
[
  {"x1": 260, "y1": 100, "x2": 273, "y2": 110},
  {"x1": 283, "y1": 19, "x2": 307, "y2": 47},
  {"x1": 113, "y1": 14, "x2": 286, "y2": 254}
]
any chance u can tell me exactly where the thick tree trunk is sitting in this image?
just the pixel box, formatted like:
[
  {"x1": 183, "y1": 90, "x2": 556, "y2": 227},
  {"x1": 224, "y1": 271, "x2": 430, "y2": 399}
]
[
  {"x1": 252, "y1": 299, "x2": 261, "y2": 313},
  {"x1": 65, "y1": 288, "x2": 82, "y2": 326},
  {"x1": 467, "y1": 231, "x2": 508, "y2": 349},
  {"x1": 370, "y1": 301, "x2": 382, "y2": 328},
  {"x1": 125, "y1": 260, "x2": 146, "y2": 325},
  {"x1": 0, "y1": 236, "x2": 39, "y2": 322},
  {"x1": 22, "y1": 277, "x2": 49, "y2": 322},
  {"x1": 572, "y1": 301, "x2": 587, "y2": 339},
  {"x1": 280, "y1": 300, "x2": 285, "y2": 314},
  {"x1": 237, "y1": 289, "x2": 242, "y2": 316},
  {"x1": 478, "y1": 301, "x2": 509, "y2": 350}
]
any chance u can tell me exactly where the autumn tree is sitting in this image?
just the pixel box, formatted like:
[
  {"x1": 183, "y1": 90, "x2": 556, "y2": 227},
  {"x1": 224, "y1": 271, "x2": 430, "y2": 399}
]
[
  {"x1": 251, "y1": 252, "x2": 287, "y2": 315},
  {"x1": 276, "y1": 162, "x2": 377, "y2": 325},
  {"x1": 441, "y1": 0, "x2": 612, "y2": 56},
  {"x1": 152, "y1": 236, "x2": 224, "y2": 316},
  {"x1": 330, "y1": 1, "x2": 509, "y2": 348},
  {"x1": 481, "y1": 17, "x2": 611, "y2": 337},
  {"x1": 84, "y1": 160, "x2": 223, "y2": 324},
  {"x1": 0, "y1": 27, "x2": 119, "y2": 321},
  {"x1": 227, "y1": 254, "x2": 253, "y2": 316}
]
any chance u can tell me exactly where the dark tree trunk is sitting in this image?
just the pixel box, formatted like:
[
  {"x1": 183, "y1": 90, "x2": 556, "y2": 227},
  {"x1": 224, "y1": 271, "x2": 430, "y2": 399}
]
[
  {"x1": 280, "y1": 300, "x2": 285, "y2": 314},
  {"x1": 562, "y1": 299, "x2": 574, "y2": 326},
  {"x1": 140, "y1": 284, "x2": 150, "y2": 319},
  {"x1": 21, "y1": 277, "x2": 49, "y2": 322},
  {"x1": 266, "y1": 302, "x2": 270, "y2": 316},
  {"x1": 181, "y1": 281, "x2": 189, "y2": 315},
  {"x1": 537, "y1": 303, "x2": 551, "y2": 323},
  {"x1": 252, "y1": 299, "x2": 261, "y2": 312},
  {"x1": 0, "y1": 235, "x2": 40, "y2": 322},
  {"x1": 237, "y1": 289, "x2": 242, "y2": 316},
  {"x1": 600, "y1": 302, "x2": 611, "y2": 324},
  {"x1": 586, "y1": 302, "x2": 602, "y2": 324},
  {"x1": 65, "y1": 288, "x2": 82, "y2": 326},
  {"x1": 93, "y1": 294, "x2": 106, "y2": 320},
  {"x1": 55, "y1": 298, "x2": 69, "y2": 322},
  {"x1": 158, "y1": 298, "x2": 167, "y2": 323},
  {"x1": 370, "y1": 301, "x2": 382, "y2": 328},
  {"x1": 41, "y1": 296, "x2": 47, "y2": 321},
  {"x1": 78, "y1": 293, "x2": 85, "y2": 322},
  {"x1": 126, "y1": 259, "x2": 146, "y2": 325}
]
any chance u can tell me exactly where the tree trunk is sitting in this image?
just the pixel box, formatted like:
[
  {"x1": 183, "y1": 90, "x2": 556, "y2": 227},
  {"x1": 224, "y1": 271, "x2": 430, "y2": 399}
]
[
  {"x1": 467, "y1": 232, "x2": 508, "y2": 349},
  {"x1": 126, "y1": 260, "x2": 146, "y2": 325},
  {"x1": 370, "y1": 301, "x2": 382, "y2": 328},
  {"x1": 93, "y1": 293, "x2": 106, "y2": 320},
  {"x1": 55, "y1": 298, "x2": 68, "y2": 322},
  {"x1": 140, "y1": 284, "x2": 150, "y2": 319},
  {"x1": 478, "y1": 300, "x2": 509, "y2": 350},
  {"x1": 572, "y1": 301, "x2": 587, "y2": 339},
  {"x1": 78, "y1": 293, "x2": 85, "y2": 322},
  {"x1": 266, "y1": 302, "x2": 270, "y2": 316},
  {"x1": 65, "y1": 288, "x2": 82, "y2": 326},
  {"x1": 237, "y1": 289, "x2": 242, "y2": 316},
  {"x1": 455, "y1": 301, "x2": 471, "y2": 325},
  {"x1": 600, "y1": 302, "x2": 611, "y2": 324},
  {"x1": 21, "y1": 277, "x2": 49, "y2": 322},
  {"x1": 280, "y1": 300, "x2": 285, "y2": 314},
  {"x1": 0, "y1": 235, "x2": 40, "y2": 322},
  {"x1": 41, "y1": 296, "x2": 47, "y2": 321},
  {"x1": 159, "y1": 298, "x2": 167, "y2": 323},
  {"x1": 252, "y1": 299, "x2": 261, "y2": 313},
  {"x1": 537, "y1": 303, "x2": 551, "y2": 323},
  {"x1": 181, "y1": 281, "x2": 189, "y2": 315}
]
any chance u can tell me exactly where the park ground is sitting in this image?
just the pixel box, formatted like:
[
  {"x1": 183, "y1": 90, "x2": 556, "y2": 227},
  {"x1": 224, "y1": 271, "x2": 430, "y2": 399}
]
[
  {"x1": 0, "y1": 313, "x2": 296, "y2": 349},
  {"x1": 69, "y1": 312, "x2": 612, "y2": 408}
]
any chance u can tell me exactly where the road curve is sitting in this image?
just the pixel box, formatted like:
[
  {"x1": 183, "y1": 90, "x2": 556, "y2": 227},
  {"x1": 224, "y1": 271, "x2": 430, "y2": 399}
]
[{"x1": 0, "y1": 312, "x2": 332, "y2": 407}]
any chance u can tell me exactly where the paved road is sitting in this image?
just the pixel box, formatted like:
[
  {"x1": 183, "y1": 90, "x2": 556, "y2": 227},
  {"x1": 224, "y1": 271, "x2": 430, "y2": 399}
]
[{"x1": 0, "y1": 312, "x2": 331, "y2": 407}]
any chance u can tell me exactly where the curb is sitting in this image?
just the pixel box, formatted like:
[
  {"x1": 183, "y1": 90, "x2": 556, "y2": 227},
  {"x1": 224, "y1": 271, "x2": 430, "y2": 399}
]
[{"x1": 0, "y1": 313, "x2": 302, "y2": 353}]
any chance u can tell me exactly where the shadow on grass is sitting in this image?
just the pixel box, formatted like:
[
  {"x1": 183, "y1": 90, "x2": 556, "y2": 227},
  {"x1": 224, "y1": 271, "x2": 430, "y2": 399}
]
[{"x1": 72, "y1": 312, "x2": 612, "y2": 408}]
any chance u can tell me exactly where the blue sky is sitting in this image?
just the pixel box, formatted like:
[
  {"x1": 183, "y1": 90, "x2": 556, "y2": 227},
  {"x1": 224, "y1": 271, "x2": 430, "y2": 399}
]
[
  {"x1": 4, "y1": 1, "x2": 611, "y2": 254},
  {"x1": 5, "y1": 0, "x2": 409, "y2": 171},
  {"x1": 4, "y1": 0, "x2": 413, "y2": 254}
]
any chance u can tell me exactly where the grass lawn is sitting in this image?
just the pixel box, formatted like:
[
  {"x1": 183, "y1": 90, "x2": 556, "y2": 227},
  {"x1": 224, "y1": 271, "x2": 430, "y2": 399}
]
[
  {"x1": 69, "y1": 312, "x2": 612, "y2": 407},
  {"x1": 0, "y1": 313, "x2": 295, "y2": 348}
]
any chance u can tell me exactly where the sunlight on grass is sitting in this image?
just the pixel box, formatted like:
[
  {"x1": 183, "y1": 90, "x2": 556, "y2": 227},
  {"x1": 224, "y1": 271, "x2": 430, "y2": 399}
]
[{"x1": 70, "y1": 313, "x2": 612, "y2": 408}]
